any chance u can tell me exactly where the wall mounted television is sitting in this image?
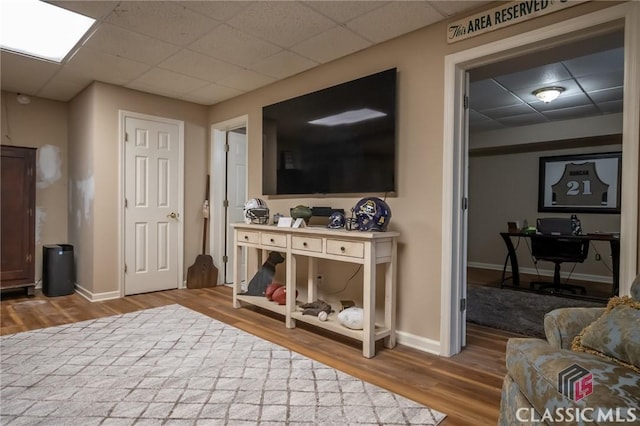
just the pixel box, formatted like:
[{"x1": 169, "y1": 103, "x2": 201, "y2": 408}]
[{"x1": 262, "y1": 68, "x2": 397, "y2": 196}]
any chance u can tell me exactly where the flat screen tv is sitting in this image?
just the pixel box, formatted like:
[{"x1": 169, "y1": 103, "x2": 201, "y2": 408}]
[{"x1": 262, "y1": 68, "x2": 397, "y2": 196}]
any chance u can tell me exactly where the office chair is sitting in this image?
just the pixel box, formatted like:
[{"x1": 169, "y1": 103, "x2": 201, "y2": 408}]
[{"x1": 530, "y1": 235, "x2": 589, "y2": 295}]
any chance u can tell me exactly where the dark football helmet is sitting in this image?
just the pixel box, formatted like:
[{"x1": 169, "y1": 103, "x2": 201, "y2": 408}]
[
  {"x1": 352, "y1": 197, "x2": 391, "y2": 231},
  {"x1": 327, "y1": 212, "x2": 345, "y2": 229}
]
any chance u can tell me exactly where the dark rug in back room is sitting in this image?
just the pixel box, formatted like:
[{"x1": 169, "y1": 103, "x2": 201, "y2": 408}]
[{"x1": 466, "y1": 284, "x2": 606, "y2": 338}]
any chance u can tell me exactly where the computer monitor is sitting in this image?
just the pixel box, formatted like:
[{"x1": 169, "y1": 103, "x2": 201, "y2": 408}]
[{"x1": 536, "y1": 218, "x2": 573, "y2": 235}]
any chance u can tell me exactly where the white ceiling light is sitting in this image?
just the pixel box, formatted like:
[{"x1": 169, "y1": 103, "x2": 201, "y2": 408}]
[
  {"x1": 532, "y1": 86, "x2": 565, "y2": 103},
  {"x1": 0, "y1": 0, "x2": 95, "y2": 62},
  {"x1": 309, "y1": 108, "x2": 387, "y2": 126}
]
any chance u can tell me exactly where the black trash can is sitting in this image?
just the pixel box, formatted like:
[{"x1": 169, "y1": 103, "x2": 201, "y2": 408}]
[{"x1": 43, "y1": 244, "x2": 75, "y2": 297}]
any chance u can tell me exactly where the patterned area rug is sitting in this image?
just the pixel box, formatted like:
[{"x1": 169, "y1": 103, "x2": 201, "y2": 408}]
[
  {"x1": 467, "y1": 284, "x2": 605, "y2": 338},
  {"x1": 1, "y1": 304, "x2": 446, "y2": 425}
]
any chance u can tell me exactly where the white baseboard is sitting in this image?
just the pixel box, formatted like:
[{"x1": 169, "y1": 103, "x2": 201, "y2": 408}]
[
  {"x1": 467, "y1": 261, "x2": 613, "y2": 284},
  {"x1": 74, "y1": 283, "x2": 121, "y2": 302},
  {"x1": 395, "y1": 330, "x2": 441, "y2": 355}
]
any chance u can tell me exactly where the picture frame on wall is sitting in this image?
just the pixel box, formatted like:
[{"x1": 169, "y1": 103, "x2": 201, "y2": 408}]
[{"x1": 538, "y1": 152, "x2": 622, "y2": 214}]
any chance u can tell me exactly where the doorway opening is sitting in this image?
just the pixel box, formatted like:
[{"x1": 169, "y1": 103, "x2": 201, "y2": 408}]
[
  {"x1": 441, "y1": 3, "x2": 640, "y2": 357},
  {"x1": 211, "y1": 116, "x2": 248, "y2": 285}
]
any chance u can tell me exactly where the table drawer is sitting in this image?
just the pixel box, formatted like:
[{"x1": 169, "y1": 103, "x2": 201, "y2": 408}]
[
  {"x1": 237, "y1": 230, "x2": 259, "y2": 244},
  {"x1": 292, "y1": 236, "x2": 322, "y2": 253},
  {"x1": 261, "y1": 232, "x2": 287, "y2": 248},
  {"x1": 326, "y1": 239, "x2": 364, "y2": 258}
]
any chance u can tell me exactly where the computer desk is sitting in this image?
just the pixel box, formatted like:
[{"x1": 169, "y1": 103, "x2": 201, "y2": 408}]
[{"x1": 499, "y1": 232, "x2": 620, "y2": 297}]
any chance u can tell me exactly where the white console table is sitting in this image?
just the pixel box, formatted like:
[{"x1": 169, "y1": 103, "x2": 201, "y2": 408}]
[{"x1": 231, "y1": 223, "x2": 398, "y2": 358}]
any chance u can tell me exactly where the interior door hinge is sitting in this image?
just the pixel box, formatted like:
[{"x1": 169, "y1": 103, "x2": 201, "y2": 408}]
[
  {"x1": 223, "y1": 199, "x2": 229, "y2": 208},
  {"x1": 224, "y1": 143, "x2": 229, "y2": 152},
  {"x1": 26, "y1": 253, "x2": 32, "y2": 263},
  {"x1": 124, "y1": 264, "x2": 127, "y2": 274},
  {"x1": 461, "y1": 197, "x2": 468, "y2": 210},
  {"x1": 222, "y1": 255, "x2": 228, "y2": 263},
  {"x1": 463, "y1": 95, "x2": 469, "y2": 109},
  {"x1": 460, "y1": 298, "x2": 466, "y2": 312},
  {"x1": 125, "y1": 132, "x2": 129, "y2": 142},
  {"x1": 125, "y1": 198, "x2": 128, "y2": 208}
]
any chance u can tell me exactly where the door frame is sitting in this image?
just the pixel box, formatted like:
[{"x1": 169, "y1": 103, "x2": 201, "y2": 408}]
[
  {"x1": 118, "y1": 110, "x2": 185, "y2": 297},
  {"x1": 211, "y1": 115, "x2": 249, "y2": 284},
  {"x1": 441, "y1": 3, "x2": 640, "y2": 356}
]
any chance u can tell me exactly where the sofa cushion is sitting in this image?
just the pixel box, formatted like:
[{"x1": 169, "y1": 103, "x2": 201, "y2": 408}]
[
  {"x1": 506, "y1": 338, "x2": 639, "y2": 423},
  {"x1": 544, "y1": 307, "x2": 605, "y2": 350},
  {"x1": 572, "y1": 296, "x2": 640, "y2": 373}
]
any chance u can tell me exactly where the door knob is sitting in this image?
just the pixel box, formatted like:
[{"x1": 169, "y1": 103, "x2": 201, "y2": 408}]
[{"x1": 167, "y1": 212, "x2": 178, "y2": 219}]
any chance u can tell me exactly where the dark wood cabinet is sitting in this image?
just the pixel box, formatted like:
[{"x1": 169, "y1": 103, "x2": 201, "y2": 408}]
[{"x1": 1, "y1": 145, "x2": 36, "y2": 296}]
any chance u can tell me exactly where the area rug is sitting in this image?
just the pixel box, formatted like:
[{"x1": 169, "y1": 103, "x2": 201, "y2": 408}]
[
  {"x1": 0, "y1": 304, "x2": 446, "y2": 425},
  {"x1": 466, "y1": 284, "x2": 606, "y2": 338}
]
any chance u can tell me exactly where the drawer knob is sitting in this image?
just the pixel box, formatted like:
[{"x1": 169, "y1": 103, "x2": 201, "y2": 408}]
[
  {"x1": 270, "y1": 238, "x2": 275, "y2": 243},
  {"x1": 303, "y1": 242, "x2": 307, "y2": 247},
  {"x1": 244, "y1": 236, "x2": 249, "y2": 240},
  {"x1": 340, "y1": 246, "x2": 346, "y2": 252}
]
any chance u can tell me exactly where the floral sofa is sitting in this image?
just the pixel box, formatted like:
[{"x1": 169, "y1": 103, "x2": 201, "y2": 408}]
[{"x1": 499, "y1": 275, "x2": 640, "y2": 425}]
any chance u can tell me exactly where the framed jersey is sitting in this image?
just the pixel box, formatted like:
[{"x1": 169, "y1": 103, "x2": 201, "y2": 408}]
[{"x1": 538, "y1": 152, "x2": 622, "y2": 214}]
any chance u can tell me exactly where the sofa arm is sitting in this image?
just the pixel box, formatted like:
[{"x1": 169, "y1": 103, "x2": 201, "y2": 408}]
[{"x1": 544, "y1": 307, "x2": 605, "y2": 349}]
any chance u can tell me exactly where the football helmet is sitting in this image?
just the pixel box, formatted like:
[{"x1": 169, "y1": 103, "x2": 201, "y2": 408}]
[
  {"x1": 327, "y1": 211, "x2": 346, "y2": 229},
  {"x1": 244, "y1": 198, "x2": 269, "y2": 224},
  {"x1": 352, "y1": 197, "x2": 391, "y2": 231}
]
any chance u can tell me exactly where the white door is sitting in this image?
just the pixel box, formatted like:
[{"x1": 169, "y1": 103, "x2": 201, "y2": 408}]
[
  {"x1": 225, "y1": 129, "x2": 247, "y2": 284},
  {"x1": 124, "y1": 116, "x2": 183, "y2": 295}
]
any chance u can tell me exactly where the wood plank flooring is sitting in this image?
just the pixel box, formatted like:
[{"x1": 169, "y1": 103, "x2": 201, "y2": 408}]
[{"x1": 1, "y1": 285, "x2": 522, "y2": 425}]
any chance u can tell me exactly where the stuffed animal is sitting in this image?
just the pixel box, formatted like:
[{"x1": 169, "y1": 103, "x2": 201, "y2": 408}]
[{"x1": 244, "y1": 251, "x2": 285, "y2": 296}]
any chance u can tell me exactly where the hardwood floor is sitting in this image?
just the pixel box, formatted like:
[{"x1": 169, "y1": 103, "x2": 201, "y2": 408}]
[{"x1": 1, "y1": 285, "x2": 522, "y2": 425}]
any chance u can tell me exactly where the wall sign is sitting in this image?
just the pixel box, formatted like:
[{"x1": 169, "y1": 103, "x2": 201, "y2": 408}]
[
  {"x1": 538, "y1": 152, "x2": 621, "y2": 214},
  {"x1": 447, "y1": 0, "x2": 587, "y2": 44}
]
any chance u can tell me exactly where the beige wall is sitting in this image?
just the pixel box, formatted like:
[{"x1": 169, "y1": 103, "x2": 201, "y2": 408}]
[
  {"x1": 207, "y1": 1, "x2": 620, "y2": 343},
  {"x1": 1, "y1": 91, "x2": 69, "y2": 284},
  {"x1": 68, "y1": 82, "x2": 209, "y2": 295}
]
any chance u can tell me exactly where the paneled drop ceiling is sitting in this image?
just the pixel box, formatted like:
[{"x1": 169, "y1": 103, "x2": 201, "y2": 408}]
[
  {"x1": 1, "y1": 0, "x2": 491, "y2": 105},
  {"x1": 469, "y1": 31, "x2": 625, "y2": 132}
]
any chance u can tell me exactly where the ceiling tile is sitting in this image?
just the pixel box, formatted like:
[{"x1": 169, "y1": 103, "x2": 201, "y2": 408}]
[
  {"x1": 38, "y1": 78, "x2": 89, "y2": 102},
  {"x1": 597, "y1": 100, "x2": 624, "y2": 114},
  {"x1": 249, "y1": 51, "x2": 318, "y2": 80},
  {"x1": 588, "y1": 87, "x2": 624, "y2": 104},
  {"x1": 542, "y1": 104, "x2": 599, "y2": 121},
  {"x1": 304, "y1": 1, "x2": 388, "y2": 23},
  {"x1": 494, "y1": 63, "x2": 572, "y2": 91},
  {"x1": 480, "y1": 103, "x2": 536, "y2": 120},
  {"x1": 291, "y1": 26, "x2": 372, "y2": 64},
  {"x1": 104, "y1": 1, "x2": 220, "y2": 46},
  {"x1": 188, "y1": 24, "x2": 282, "y2": 68},
  {"x1": 158, "y1": 50, "x2": 244, "y2": 83},
  {"x1": 563, "y1": 47, "x2": 624, "y2": 77},
  {"x1": 470, "y1": 79, "x2": 523, "y2": 110},
  {"x1": 182, "y1": 83, "x2": 244, "y2": 105},
  {"x1": 346, "y1": 2, "x2": 442, "y2": 43},
  {"x1": 217, "y1": 70, "x2": 277, "y2": 92},
  {"x1": 576, "y1": 70, "x2": 624, "y2": 92},
  {"x1": 227, "y1": 2, "x2": 337, "y2": 48},
  {"x1": 128, "y1": 68, "x2": 211, "y2": 95},
  {"x1": 65, "y1": 48, "x2": 150, "y2": 85},
  {"x1": 497, "y1": 113, "x2": 549, "y2": 127},
  {"x1": 181, "y1": 1, "x2": 254, "y2": 22},
  {"x1": 83, "y1": 23, "x2": 181, "y2": 66},
  {"x1": 0, "y1": 52, "x2": 61, "y2": 96}
]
